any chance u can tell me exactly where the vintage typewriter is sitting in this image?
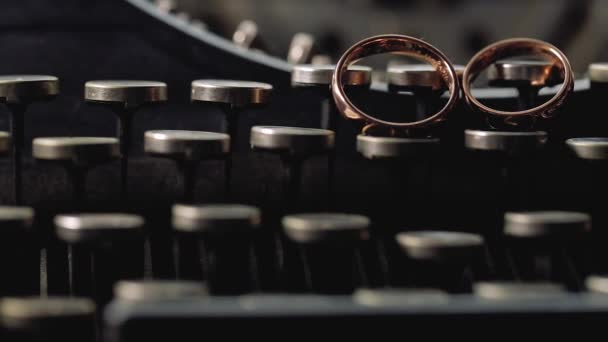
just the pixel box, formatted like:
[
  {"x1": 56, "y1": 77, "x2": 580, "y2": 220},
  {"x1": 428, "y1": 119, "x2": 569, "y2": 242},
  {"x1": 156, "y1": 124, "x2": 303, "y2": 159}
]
[{"x1": 1, "y1": 0, "x2": 608, "y2": 341}]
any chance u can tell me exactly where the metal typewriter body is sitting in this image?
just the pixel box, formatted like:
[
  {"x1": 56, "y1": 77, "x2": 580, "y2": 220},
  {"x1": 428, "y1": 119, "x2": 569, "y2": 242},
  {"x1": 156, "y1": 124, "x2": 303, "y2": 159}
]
[{"x1": 1, "y1": 1, "x2": 608, "y2": 340}]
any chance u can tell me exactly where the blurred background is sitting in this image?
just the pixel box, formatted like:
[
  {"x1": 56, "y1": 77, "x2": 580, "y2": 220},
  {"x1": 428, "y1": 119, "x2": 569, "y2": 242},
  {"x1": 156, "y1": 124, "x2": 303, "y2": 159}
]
[{"x1": 157, "y1": 0, "x2": 602, "y2": 72}]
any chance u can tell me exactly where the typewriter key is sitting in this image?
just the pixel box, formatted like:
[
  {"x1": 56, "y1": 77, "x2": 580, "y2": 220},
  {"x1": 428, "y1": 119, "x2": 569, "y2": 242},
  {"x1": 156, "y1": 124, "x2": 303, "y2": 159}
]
[
  {"x1": 0, "y1": 297, "x2": 95, "y2": 342},
  {"x1": 504, "y1": 211, "x2": 590, "y2": 290},
  {"x1": 192, "y1": 79, "x2": 272, "y2": 196},
  {"x1": 291, "y1": 64, "x2": 371, "y2": 131},
  {"x1": 588, "y1": 63, "x2": 608, "y2": 87},
  {"x1": 0, "y1": 206, "x2": 37, "y2": 296},
  {"x1": 172, "y1": 204, "x2": 261, "y2": 294},
  {"x1": 357, "y1": 134, "x2": 439, "y2": 160},
  {"x1": 250, "y1": 126, "x2": 334, "y2": 208},
  {"x1": 283, "y1": 213, "x2": 370, "y2": 294},
  {"x1": 387, "y1": 64, "x2": 465, "y2": 121},
  {"x1": 144, "y1": 130, "x2": 230, "y2": 202},
  {"x1": 567, "y1": 137, "x2": 608, "y2": 272},
  {"x1": 114, "y1": 280, "x2": 207, "y2": 301},
  {"x1": 292, "y1": 64, "x2": 372, "y2": 88},
  {"x1": 465, "y1": 129, "x2": 547, "y2": 154},
  {"x1": 504, "y1": 211, "x2": 591, "y2": 238},
  {"x1": 357, "y1": 135, "x2": 439, "y2": 285},
  {"x1": 354, "y1": 288, "x2": 448, "y2": 307},
  {"x1": 287, "y1": 33, "x2": 316, "y2": 65},
  {"x1": 566, "y1": 137, "x2": 608, "y2": 161},
  {"x1": 396, "y1": 231, "x2": 484, "y2": 292},
  {"x1": 33, "y1": 137, "x2": 120, "y2": 204},
  {"x1": 488, "y1": 60, "x2": 559, "y2": 111},
  {"x1": 55, "y1": 213, "x2": 145, "y2": 306},
  {"x1": 292, "y1": 64, "x2": 371, "y2": 206},
  {"x1": 465, "y1": 129, "x2": 547, "y2": 213},
  {"x1": 473, "y1": 281, "x2": 566, "y2": 300},
  {"x1": 251, "y1": 126, "x2": 333, "y2": 290},
  {"x1": 585, "y1": 275, "x2": 608, "y2": 294},
  {"x1": 0, "y1": 75, "x2": 59, "y2": 204},
  {"x1": 85, "y1": 80, "x2": 168, "y2": 198}
]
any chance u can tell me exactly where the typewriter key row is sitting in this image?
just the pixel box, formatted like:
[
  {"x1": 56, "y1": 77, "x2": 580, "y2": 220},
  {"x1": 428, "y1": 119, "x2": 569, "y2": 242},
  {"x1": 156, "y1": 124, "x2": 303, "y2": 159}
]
[{"x1": 0, "y1": 203, "x2": 600, "y2": 299}]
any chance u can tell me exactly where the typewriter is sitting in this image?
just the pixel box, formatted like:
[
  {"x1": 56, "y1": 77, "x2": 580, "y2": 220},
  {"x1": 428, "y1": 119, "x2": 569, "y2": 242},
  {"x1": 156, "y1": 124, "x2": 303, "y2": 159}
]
[{"x1": 1, "y1": 0, "x2": 608, "y2": 341}]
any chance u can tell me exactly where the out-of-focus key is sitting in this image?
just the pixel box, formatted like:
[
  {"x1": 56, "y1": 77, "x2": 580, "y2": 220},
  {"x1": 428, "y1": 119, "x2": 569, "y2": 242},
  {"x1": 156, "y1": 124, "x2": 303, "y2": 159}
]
[
  {"x1": 0, "y1": 75, "x2": 59, "y2": 204},
  {"x1": 283, "y1": 213, "x2": 370, "y2": 294},
  {"x1": 172, "y1": 204, "x2": 261, "y2": 294},
  {"x1": 85, "y1": 80, "x2": 167, "y2": 198}
]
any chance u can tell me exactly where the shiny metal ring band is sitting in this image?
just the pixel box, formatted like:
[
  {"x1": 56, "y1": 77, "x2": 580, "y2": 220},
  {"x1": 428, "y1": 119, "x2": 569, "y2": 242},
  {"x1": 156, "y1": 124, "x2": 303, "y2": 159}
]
[
  {"x1": 331, "y1": 34, "x2": 460, "y2": 130},
  {"x1": 462, "y1": 38, "x2": 574, "y2": 119}
]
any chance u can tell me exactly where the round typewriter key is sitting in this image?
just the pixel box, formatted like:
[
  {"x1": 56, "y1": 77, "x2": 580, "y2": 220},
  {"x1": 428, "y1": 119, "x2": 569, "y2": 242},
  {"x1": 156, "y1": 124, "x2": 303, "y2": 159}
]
[
  {"x1": 251, "y1": 126, "x2": 334, "y2": 290},
  {"x1": 387, "y1": 64, "x2": 465, "y2": 121},
  {"x1": 504, "y1": 211, "x2": 591, "y2": 238},
  {"x1": 585, "y1": 275, "x2": 608, "y2": 294},
  {"x1": 396, "y1": 231, "x2": 484, "y2": 292},
  {"x1": 0, "y1": 75, "x2": 59, "y2": 102},
  {"x1": 282, "y1": 213, "x2": 370, "y2": 294},
  {"x1": 354, "y1": 288, "x2": 448, "y2": 307},
  {"x1": 191, "y1": 80, "x2": 272, "y2": 107},
  {"x1": 567, "y1": 137, "x2": 608, "y2": 273},
  {"x1": 488, "y1": 60, "x2": 558, "y2": 111},
  {"x1": 0, "y1": 297, "x2": 95, "y2": 342},
  {"x1": 33, "y1": 137, "x2": 120, "y2": 204},
  {"x1": 144, "y1": 130, "x2": 230, "y2": 202},
  {"x1": 292, "y1": 64, "x2": 372, "y2": 88},
  {"x1": 0, "y1": 206, "x2": 37, "y2": 296},
  {"x1": 144, "y1": 130, "x2": 229, "y2": 279},
  {"x1": 504, "y1": 211, "x2": 590, "y2": 290},
  {"x1": 172, "y1": 204, "x2": 261, "y2": 294},
  {"x1": 357, "y1": 134, "x2": 439, "y2": 286},
  {"x1": 465, "y1": 130, "x2": 548, "y2": 154},
  {"x1": 589, "y1": 63, "x2": 608, "y2": 112},
  {"x1": 292, "y1": 64, "x2": 371, "y2": 131},
  {"x1": 566, "y1": 137, "x2": 608, "y2": 161},
  {"x1": 55, "y1": 213, "x2": 145, "y2": 306},
  {"x1": 85, "y1": 80, "x2": 167, "y2": 199},
  {"x1": 192, "y1": 80, "x2": 272, "y2": 196},
  {"x1": 85, "y1": 81, "x2": 166, "y2": 105},
  {"x1": 114, "y1": 280, "x2": 208, "y2": 301},
  {"x1": 488, "y1": 60, "x2": 557, "y2": 86},
  {"x1": 250, "y1": 126, "x2": 335, "y2": 155},
  {"x1": 465, "y1": 129, "x2": 548, "y2": 252},
  {"x1": 292, "y1": 66, "x2": 370, "y2": 207},
  {"x1": 397, "y1": 231, "x2": 483, "y2": 261},
  {"x1": 588, "y1": 63, "x2": 608, "y2": 85},
  {"x1": 473, "y1": 281, "x2": 566, "y2": 300},
  {"x1": 357, "y1": 134, "x2": 439, "y2": 160},
  {"x1": 0, "y1": 75, "x2": 59, "y2": 204},
  {"x1": 251, "y1": 126, "x2": 334, "y2": 207},
  {"x1": 387, "y1": 64, "x2": 446, "y2": 90}
]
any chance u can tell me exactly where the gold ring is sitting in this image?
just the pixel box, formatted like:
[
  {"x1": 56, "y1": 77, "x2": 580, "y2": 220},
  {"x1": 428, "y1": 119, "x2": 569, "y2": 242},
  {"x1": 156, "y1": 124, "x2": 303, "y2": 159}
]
[
  {"x1": 331, "y1": 34, "x2": 459, "y2": 132},
  {"x1": 462, "y1": 38, "x2": 574, "y2": 122}
]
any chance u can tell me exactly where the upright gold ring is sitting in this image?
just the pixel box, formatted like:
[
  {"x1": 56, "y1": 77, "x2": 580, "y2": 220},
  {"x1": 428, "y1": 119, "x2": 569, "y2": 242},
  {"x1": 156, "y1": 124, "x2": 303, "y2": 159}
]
[
  {"x1": 462, "y1": 38, "x2": 574, "y2": 120},
  {"x1": 331, "y1": 34, "x2": 460, "y2": 131}
]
